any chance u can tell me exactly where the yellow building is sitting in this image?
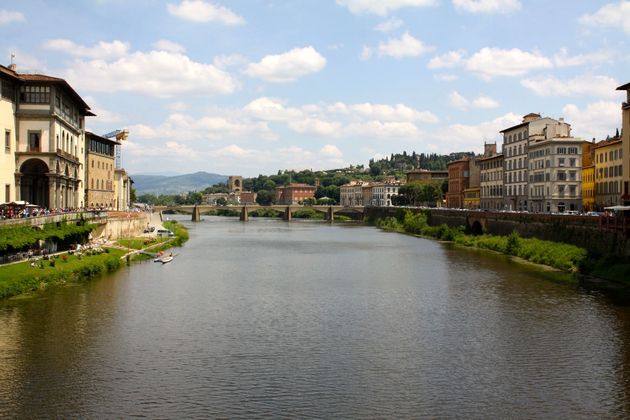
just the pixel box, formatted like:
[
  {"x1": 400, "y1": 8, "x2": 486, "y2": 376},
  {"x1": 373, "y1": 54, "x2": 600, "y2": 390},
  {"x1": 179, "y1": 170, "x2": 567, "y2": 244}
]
[
  {"x1": 463, "y1": 187, "x2": 480, "y2": 209},
  {"x1": 85, "y1": 132, "x2": 118, "y2": 209},
  {"x1": 594, "y1": 138, "x2": 623, "y2": 209},
  {"x1": 582, "y1": 142, "x2": 595, "y2": 211}
]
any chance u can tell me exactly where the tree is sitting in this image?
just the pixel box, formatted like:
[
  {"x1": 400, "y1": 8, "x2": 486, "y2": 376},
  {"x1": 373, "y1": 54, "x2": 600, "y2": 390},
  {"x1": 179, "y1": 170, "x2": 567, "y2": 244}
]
[
  {"x1": 215, "y1": 197, "x2": 227, "y2": 206},
  {"x1": 130, "y1": 187, "x2": 137, "y2": 203},
  {"x1": 256, "y1": 190, "x2": 274, "y2": 205}
]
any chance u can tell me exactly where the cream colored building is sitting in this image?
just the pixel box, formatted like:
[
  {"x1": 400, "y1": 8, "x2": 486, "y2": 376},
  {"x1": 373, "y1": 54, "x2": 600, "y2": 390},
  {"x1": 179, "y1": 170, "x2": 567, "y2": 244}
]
[
  {"x1": 114, "y1": 168, "x2": 132, "y2": 211},
  {"x1": 85, "y1": 132, "x2": 118, "y2": 209},
  {"x1": 479, "y1": 153, "x2": 504, "y2": 210},
  {"x1": 594, "y1": 138, "x2": 623, "y2": 208},
  {"x1": 618, "y1": 83, "x2": 630, "y2": 205},
  {"x1": 0, "y1": 64, "x2": 93, "y2": 209},
  {"x1": 340, "y1": 181, "x2": 365, "y2": 206},
  {"x1": 527, "y1": 137, "x2": 585, "y2": 213}
]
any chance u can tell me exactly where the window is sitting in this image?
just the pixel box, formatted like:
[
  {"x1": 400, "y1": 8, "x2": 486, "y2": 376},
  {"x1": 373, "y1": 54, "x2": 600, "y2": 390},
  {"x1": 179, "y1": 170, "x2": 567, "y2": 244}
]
[
  {"x1": 569, "y1": 158, "x2": 576, "y2": 167},
  {"x1": 20, "y1": 85, "x2": 50, "y2": 104},
  {"x1": 4, "y1": 130, "x2": 9, "y2": 153},
  {"x1": 28, "y1": 132, "x2": 40, "y2": 152},
  {"x1": 569, "y1": 171, "x2": 576, "y2": 181},
  {"x1": 558, "y1": 158, "x2": 565, "y2": 167},
  {"x1": 4, "y1": 184, "x2": 9, "y2": 202},
  {"x1": 558, "y1": 171, "x2": 566, "y2": 181}
]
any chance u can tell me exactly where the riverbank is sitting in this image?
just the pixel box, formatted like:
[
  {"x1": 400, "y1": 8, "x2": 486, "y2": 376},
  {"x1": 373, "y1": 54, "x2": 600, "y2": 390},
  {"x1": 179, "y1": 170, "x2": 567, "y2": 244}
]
[
  {"x1": 0, "y1": 220, "x2": 189, "y2": 300},
  {"x1": 374, "y1": 210, "x2": 630, "y2": 287}
]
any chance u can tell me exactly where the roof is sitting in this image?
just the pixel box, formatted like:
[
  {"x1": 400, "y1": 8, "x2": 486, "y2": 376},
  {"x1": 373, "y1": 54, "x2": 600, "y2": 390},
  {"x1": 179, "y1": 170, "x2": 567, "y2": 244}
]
[
  {"x1": 593, "y1": 138, "x2": 623, "y2": 149},
  {"x1": 616, "y1": 82, "x2": 630, "y2": 91},
  {"x1": 477, "y1": 153, "x2": 504, "y2": 162},
  {"x1": 0, "y1": 64, "x2": 94, "y2": 116},
  {"x1": 85, "y1": 131, "x2": 121, "y2": 145}
]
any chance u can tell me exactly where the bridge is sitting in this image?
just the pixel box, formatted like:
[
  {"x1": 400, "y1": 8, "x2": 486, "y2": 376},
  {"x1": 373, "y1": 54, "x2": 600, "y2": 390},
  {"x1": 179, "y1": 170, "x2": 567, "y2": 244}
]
[{"x1": 153, "y1": 204, "x2": 366, "y2": 223}]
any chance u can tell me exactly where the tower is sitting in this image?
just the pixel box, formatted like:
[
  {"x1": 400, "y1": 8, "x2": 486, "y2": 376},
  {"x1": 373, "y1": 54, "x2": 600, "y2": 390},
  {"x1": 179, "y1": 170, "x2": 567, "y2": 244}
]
[{"x1": 228, "y1": 176, "x2": 243, "y2": 193}]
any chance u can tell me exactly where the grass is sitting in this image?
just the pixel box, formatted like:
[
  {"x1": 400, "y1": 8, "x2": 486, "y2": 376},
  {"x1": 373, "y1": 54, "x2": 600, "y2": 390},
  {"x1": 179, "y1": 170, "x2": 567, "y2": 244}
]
[{"x1": 0, "y1": 248, "x2": 126, "y2": 299}]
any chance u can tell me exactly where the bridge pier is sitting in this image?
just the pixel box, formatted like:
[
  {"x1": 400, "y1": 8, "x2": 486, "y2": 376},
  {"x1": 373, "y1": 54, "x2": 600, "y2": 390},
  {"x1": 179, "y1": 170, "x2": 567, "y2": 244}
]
[
  {"x1": 327, "y1": 206, "x2": 334, "y2": 224},
  {"x1": 191, "y1": 205, "x2": 201, "y2": 222},
  {"x1": 240, "y1": 205, "x2": 249, "y2": 222},
  {"x1": 284, "y1": 206, "x2": 292, "y2": 222}
]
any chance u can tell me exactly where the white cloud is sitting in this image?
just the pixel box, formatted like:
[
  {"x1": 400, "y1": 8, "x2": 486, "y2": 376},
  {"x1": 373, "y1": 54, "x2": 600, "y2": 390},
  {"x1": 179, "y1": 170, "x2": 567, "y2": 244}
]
[
  {"x1": 336, "y1": 0, "x2": 437, "y2": 15},
  {"x1": 320, "y1": 144, "x2": 343, "y2": 159},
  {"x1": 438, "y1": 112, "x2": 521, "y2": 150},
  {"x1": 347, "y1": 103, "x2": 438, "y2": 123},
  {"x1": 5, "y1": 48, "x2": 45, "y2": 72},
  {"x1": 346, "y1": 121, "x2": 422, "y2": 138},
  {"x1": 376, "y1": 32, "x2": 433, "y2": 59},
  {"x1": 452, "y1": 0, "x2": 522, "y2": 14},
  {"x1": 449, "y1": 91, "x2": 499, "y2": 109},
  {"x1": 153, "y1": 39, "x2": 186, "y2": 54},
  {"x1": 579, "y1": 1, "x2": 630, "y2": 34},
  {"x1": 243, "y1": 46, "x2": 327, "y2": 82},
  {"x1": 64, "y1": 50, "x2": 240, "y2": 97},
  {"x1": 213, "y1": 53, "x2": 248, "y2": 69},
  {"x1": 562, "y1": 101, "x2": 620, "y2": 141},
  {"x1": 43, "y1": 39, "x2": 129, "y2": 59},
  {"x1": 472, "y1": 96, "x2": 500, "y2": 108},
  {"x1": 553, "y1": 48, "x2": 613, "y2": 67},
  {"x1": 244, "y1": 97, "x2": 304, "y2": 121},
  {"x1": 374, "y1": 17, "x2": 403, "y2": 32},
  {"x1": 288, "y1": 118, "x2": 342, "y2": 137},
  {"x1": 521, "y1": 74, "x2": 621, "y2": 99},
  {"x1": 427, "y1": 50, "x2": 466, "y2": 69},
  {"x1": 360, "y1": 46, "x2": 373, "y2": 61},
  {"x1": 83, "y1": 96, "x2": 123, "y2": 124},
  {"x1": 0, "y1": 10, "x2": 24, "y2": 25},
  {"x1": 167, "y1": 0, "x2": 244, "y2": 25},
  {"x1": 465, "y1": 47, "x2": 553, "y2": 79}
]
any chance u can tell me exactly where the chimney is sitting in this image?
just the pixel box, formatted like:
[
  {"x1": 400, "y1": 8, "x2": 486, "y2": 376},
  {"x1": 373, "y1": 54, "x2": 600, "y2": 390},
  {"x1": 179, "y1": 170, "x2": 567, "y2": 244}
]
[{"x1": 8, "y1": 63, "x2": 16, "y2": 72}]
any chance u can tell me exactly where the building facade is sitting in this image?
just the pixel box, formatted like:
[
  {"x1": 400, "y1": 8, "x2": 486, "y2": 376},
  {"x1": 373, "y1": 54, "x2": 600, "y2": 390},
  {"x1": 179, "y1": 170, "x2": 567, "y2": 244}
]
[
  {"x1": 582, "y1": 141, "x2": 596, "y2": 211},
  {"x1": 594, "y1": 138, "x2": 624, "y2": 208},
  {"x1": 406, "y1": 169, "x2": 448, "y2": 185},
  {"x1": 0, "y1": 64, "x2": 93, "y2": 209},
  {"x1": 340, "y1": 181, "x2": 365, "y2": 206},
  {"x1": 446, "y1": 159, "x2": 469, "y2": 208},
  {"x1": 371, "y1": 182, "x2": 400, "y2": 207},
  {"x1": 618, "y1": 83, "x2": 630, "y2": 205},
  {"x1": 527, "y1": 137, "x2": 584, "y2": 213},
  {"x1": 275, "y1": 183, "x2": 316, "y2": 205},
  {"x1": 479, "y1": 153, "x2": 504, "y2": 210},
  {"x1": 463, "y1": 187, "x2": 480, "y2": 209},
  {"x1": 113, "y1": 169, "x2": 131, "y2": 211},
  {"x1": 85, "y1": 132, "x2": 118, "y2": 209}
]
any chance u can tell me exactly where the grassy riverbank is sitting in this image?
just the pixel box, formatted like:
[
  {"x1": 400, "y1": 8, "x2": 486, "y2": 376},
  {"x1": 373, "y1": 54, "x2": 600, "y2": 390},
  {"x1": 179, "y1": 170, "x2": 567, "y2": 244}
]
[
  {"x1": 376, "y1": 210, "x2": 590, "y2": 274},
  {"x1": 0, "y1": 248, "x2": 125, "y2": 299},
  {"x1": 0, "y1": 220, "x2": 190, "y2": 300}
]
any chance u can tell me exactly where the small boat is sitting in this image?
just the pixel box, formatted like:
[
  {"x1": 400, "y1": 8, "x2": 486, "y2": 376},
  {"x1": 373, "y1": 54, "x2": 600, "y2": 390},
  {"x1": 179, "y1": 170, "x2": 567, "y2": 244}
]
[{"x1": 160, "y1": 256, "x2": 174, "y2": 264}]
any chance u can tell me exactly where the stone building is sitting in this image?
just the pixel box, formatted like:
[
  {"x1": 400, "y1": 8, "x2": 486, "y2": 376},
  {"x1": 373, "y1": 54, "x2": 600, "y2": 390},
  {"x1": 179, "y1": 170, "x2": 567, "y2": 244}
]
[
  {"x1": 406, "y1": 169, "x2": 448, "y2": 185},
  {"x1": 0, "y1": 64, "x2": 94, "y2": 209},
  {"x1": 85, "y1": 132, "x2": 118, "y2": 209},
  {"x1": 617, "y1": 83, "x2": 630, "y2": 205},
  {"x1": 228, "y1": 176, "x2": 243, "y2": 193},
  {"x1": 371, "y1": 181, "x2": 400, "y2": 207},
  {"x1": 340, "y1": 181, "x2": 365, "y2": 206},
  {"x1": 446, "y1": 159, "x2": 470, "y2": 208},
  {"x1": 479, "y1": 153, "x2": 504, "y2": 211},
  {"x1": 527, "y1": 137, "x2": 585, "y2": 213}
]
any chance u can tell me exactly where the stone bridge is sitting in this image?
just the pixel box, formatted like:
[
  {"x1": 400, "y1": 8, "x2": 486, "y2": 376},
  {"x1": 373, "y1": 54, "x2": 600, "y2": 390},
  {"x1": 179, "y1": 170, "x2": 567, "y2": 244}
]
[{"x1": 154, "y1": 204, "x2": 366, "y2": 223}]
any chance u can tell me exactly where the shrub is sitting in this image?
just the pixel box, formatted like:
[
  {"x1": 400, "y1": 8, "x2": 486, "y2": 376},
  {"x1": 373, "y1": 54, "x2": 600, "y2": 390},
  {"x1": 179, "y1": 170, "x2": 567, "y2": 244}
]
[{"x1": 506, "y1": 231, "x2": 521, "y2": 255}]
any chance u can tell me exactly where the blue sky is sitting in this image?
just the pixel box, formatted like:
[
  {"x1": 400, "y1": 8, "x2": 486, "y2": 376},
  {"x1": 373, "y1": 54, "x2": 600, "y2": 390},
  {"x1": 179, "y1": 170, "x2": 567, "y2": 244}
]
[{"x1": 1, "y1": 0, "x2": 629, "y2": 176}]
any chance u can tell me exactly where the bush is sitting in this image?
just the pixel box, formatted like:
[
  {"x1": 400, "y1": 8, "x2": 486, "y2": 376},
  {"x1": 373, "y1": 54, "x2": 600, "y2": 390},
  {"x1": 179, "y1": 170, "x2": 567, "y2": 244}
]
[{"x1": 506, "y1": 231, "x2": 521, "y2": 255}]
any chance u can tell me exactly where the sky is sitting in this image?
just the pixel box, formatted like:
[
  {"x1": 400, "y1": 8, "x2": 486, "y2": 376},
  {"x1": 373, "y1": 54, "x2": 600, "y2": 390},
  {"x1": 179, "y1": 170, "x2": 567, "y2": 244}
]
[{"x1": 1, "y1": 0, "x2": 629, "y2": 177}]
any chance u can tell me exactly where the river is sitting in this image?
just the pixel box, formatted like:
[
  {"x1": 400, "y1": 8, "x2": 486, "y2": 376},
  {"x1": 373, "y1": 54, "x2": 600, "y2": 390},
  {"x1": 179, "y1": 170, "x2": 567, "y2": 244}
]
[{"x1": 1, "y1": 216, "x2": 630, "y2": 418}]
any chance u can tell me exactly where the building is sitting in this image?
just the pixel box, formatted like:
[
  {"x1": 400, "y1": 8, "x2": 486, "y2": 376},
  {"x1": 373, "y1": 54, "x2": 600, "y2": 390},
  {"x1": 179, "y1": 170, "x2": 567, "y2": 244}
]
[
  {"x1": 228, "y1": 176, "x2": 243, "y2": 193},
  {"x1": 340, "y1": 181, "x2": 365, "y2": 206},
  {"x1": 479, "y1": 153, "x2": 504, "y2": 211},
  {"x1": 406, "y1": 169, "x2": 448, "y2": 184},
  {"x1": 85, "y1": 132, "x2": 118, "y2": 209},
  {"x1": 501, "y1": 113, "x2": 571, "y2": 211},
  {"x1": 275, "y1": 183, "x2": 316, "y2": 205},
  {"x1": 582, "y1": 141, "x2": 596, "y2": 212},
  {"x1": 0, "y1": 64, "x2": 94, "y2": 209},
  {"x1": 463, "y1": 187, "x2": 480, "y2": 209},
  {"x1": 204, "y1": 192, "x2": 239, "y2": 205},
  {"x1": 239, "y1": 191, "x2": 257, "y2": 204},
  {"x1": 594, "y1": 137, "x2": 624, "y2": 209},
  {"x1": 113, "y1": 168, "x2": 132, "y2": 211},
  {"x1": 446, "y1": 159, "x2": 469, "y2": 208},
  {"x1": 617, "y1": 83, "x2": 630, "y2": 205},
  {"x1": 527, "y1": 137, "x2": 585, "y2": 213},
  {"x1": 371, "y1": 182, "x2": 400, "y2": 207}
]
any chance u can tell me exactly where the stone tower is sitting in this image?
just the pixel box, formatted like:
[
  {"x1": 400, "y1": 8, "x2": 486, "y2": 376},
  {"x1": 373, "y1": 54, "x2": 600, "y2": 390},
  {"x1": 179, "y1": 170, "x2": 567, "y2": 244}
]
[{"x1": 228, "y1": 176, "x2": 243, "y2": 193}]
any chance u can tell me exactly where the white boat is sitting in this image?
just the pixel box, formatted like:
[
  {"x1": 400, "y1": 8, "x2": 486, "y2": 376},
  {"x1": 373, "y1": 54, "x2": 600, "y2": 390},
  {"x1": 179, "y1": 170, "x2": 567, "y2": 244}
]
[{"x1": 160, "y1": 256, "x2": 174, "y2": 264}]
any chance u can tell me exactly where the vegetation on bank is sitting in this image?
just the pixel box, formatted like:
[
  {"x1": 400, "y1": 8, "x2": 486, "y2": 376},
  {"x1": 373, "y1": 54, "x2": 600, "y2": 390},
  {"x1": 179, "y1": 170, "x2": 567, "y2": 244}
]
[
  {"x1": 163, "y1": 220, "x2": 189, "y2": 247},
  {"x1": 0, "y1": 221, "x2": 94, "y2": 254},
  {"x1": 376, "y1": 210, "x2": 589, "y2": 273},
  {"x1": 0, "y1": 248, "x2": 125, "y2": 299}
]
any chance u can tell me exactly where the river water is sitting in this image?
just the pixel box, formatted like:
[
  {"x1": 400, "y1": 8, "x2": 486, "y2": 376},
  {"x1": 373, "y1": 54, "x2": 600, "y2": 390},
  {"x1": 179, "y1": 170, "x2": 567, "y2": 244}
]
[{"x1": 1, "y1": 216, "x2": 630, "y2": 418}]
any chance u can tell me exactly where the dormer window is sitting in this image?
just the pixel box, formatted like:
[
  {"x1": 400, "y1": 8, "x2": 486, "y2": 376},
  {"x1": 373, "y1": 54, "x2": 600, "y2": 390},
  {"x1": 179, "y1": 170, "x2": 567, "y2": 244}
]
[{"x1": 20, "y1": 85, "x2": 50, "y2": 104}]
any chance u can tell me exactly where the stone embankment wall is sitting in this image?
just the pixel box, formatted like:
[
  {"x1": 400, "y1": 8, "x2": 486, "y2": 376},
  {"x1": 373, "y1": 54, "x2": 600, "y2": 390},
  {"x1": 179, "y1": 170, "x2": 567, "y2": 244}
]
[
  {"x1": 92, "y1": 212, "x2": 151, "y2": 241},
  {"x1": 365, "y1": 207, "x2": 630, "y2": 257}
]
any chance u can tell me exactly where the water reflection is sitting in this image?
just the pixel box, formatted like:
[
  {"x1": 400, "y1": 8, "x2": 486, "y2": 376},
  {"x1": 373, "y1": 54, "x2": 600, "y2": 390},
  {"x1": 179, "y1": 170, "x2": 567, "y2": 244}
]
[{"x1": 1, "y1": 216, "x2": 629, "y2": 418}]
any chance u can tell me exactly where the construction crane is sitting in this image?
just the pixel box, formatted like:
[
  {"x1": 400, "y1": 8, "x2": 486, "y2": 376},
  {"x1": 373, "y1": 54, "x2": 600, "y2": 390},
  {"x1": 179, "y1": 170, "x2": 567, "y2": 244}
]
[
  {"x1": 101, "y1": 129, "x2": 129, "y2": 169},
  {"x1": 102, "y1": 129, "x2": 129, "y2": 141}
]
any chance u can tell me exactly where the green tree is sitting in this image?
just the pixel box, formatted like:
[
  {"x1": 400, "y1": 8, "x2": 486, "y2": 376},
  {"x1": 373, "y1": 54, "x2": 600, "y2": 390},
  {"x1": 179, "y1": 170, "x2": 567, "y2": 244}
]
[{"x1": 256, "y1": 190, "x2": 274, "y2": 205}]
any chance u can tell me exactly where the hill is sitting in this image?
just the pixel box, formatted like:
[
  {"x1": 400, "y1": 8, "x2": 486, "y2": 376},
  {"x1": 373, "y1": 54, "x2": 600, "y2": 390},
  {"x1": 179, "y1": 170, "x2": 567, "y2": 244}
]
[{"x1": 132, "y1": 172, "x2": 228, "y2": 195}]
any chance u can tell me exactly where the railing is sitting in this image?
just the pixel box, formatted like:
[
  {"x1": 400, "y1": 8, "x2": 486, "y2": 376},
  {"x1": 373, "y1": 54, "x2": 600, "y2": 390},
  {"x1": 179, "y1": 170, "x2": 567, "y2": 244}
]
[{"x1": 599, "y1": 215, "x2": 630, "y2": 236}]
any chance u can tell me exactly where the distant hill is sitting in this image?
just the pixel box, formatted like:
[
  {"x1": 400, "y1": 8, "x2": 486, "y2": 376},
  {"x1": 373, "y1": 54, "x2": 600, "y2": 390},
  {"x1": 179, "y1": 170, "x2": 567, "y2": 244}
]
[{"x1": 131, "y1": 172, "x2": 228, "y2": 195}]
